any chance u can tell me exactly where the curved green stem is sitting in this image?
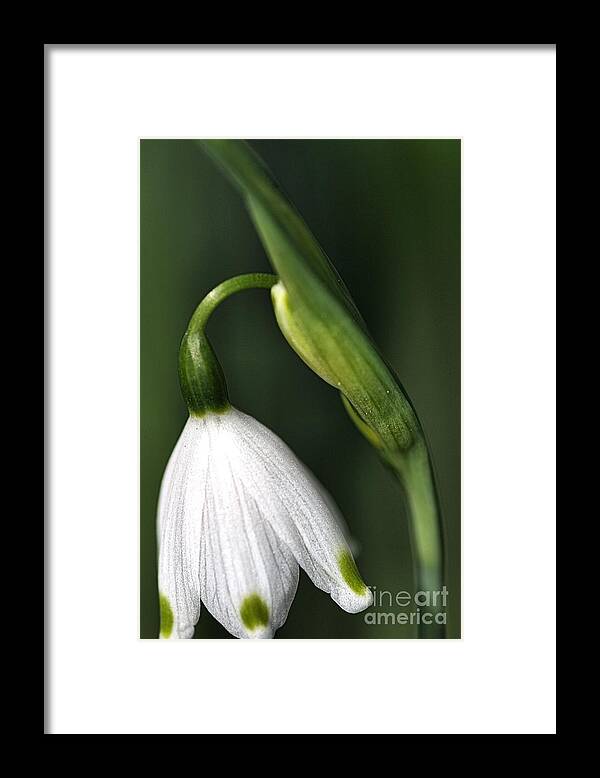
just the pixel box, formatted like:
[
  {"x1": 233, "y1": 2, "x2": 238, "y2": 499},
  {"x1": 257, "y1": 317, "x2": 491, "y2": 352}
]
[{"x1": 179, "y1": 273, "x2": 278, "y2": 416}]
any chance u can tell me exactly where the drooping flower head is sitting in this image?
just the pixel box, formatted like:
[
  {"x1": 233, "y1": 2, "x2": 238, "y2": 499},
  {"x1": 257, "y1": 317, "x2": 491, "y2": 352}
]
[{"x1": 157, "y1": 273, "x2": 372, "y2": 639}]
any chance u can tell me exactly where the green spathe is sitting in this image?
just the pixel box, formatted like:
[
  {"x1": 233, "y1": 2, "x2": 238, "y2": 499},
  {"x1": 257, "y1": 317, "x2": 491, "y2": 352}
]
[
  {"x1": 240, "y1": 594, "x2": 270, "y2": 632},
  {"x1": 159, "y1": 593, "x2": 174, "y2": 638},
  {"x1": 200, "y1": 141, "x2": 421, "y2": 453},
  {"x1": 338, "y1": 550, "x2": 368, "y2": 596}
]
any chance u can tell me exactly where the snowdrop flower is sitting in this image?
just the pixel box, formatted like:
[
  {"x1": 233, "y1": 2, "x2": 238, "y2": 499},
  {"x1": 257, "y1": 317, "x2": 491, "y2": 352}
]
[
  {"x1": 157, "y1": 274, "x2": 372, "y2": 639},
  {"x1": 158, "y1": 406, "x2": 372, "y2": 639}
]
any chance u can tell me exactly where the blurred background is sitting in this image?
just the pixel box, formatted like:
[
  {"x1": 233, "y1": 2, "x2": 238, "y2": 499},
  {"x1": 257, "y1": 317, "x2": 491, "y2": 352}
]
[{"x1": 141, "y1": 140, "x2": 460, "y2": 638}]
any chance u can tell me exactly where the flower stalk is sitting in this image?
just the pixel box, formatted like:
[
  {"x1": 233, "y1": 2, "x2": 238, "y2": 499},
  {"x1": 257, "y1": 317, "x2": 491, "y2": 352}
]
[
  {"x1": 179, "y1": 272, "x2": 278, "y2": 416},
  {"x1": 398, "y1": 446, "x2": 446, "y2": 638}
]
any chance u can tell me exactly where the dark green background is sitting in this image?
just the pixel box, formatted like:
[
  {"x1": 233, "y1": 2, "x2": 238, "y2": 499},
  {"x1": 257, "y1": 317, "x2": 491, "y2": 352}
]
[{"x1": 141, "y1": 140, "x2": 461, "y2": 638}]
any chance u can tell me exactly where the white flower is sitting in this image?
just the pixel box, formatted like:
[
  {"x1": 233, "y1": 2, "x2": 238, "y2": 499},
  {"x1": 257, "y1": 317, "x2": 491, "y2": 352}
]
[{"x1": 157, "y1": 406, "x2": 373, "y2": 639}]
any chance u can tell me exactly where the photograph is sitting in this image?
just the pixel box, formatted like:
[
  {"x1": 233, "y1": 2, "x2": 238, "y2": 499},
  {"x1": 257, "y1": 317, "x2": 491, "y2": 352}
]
[
  {"x1": 47, "y1": 44, "x2": 555, "y2": 735},
  {"x1": 140, "y1": 139, "x2": 461, "y2": 639}
]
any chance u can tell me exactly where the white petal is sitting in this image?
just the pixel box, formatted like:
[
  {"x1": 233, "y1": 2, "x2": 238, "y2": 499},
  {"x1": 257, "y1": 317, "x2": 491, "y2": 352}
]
[
  {"x1": 157, "y1": 416, "x2": 209, "y2": 639},
  {"x1": 226, "y1": 408, "x2": 373, "y2": 614},
  {"x1": 199, "y1": 412, "x2": 299, "y2": 639}
]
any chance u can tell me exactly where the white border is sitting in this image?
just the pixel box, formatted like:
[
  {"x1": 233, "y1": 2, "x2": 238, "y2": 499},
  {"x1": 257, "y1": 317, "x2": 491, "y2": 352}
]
[{"x1": 47, "y1": 45, "x2": 556, "y2": 734}]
